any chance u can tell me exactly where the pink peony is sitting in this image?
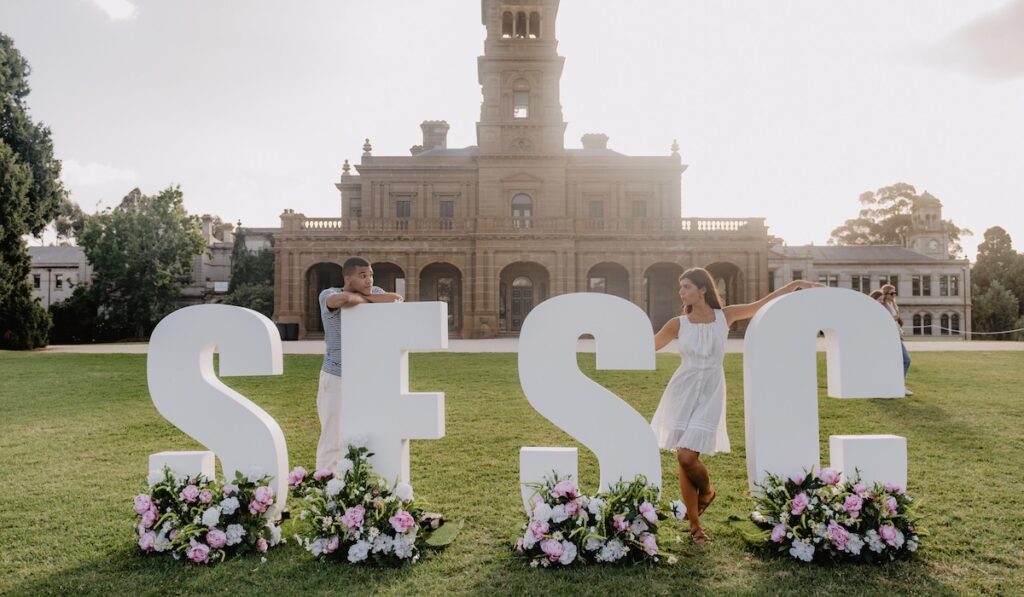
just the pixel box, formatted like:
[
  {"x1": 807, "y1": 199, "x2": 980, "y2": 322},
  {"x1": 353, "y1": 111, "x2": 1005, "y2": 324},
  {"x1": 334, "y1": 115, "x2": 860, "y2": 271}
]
[
  {"x1": 564, "y1": 500, "x2": 580, "y2": 517},
  {"x1": 389, "y1": 510, "x2": 416, "y2": 533},
  {"x1": 140, "y1": 507, "x2": 158, "y2": 529},
  {"x1": 288, "y1": 466, "x2": 308, "y2": 487},
  {"x1": 187, "y1": 540, "x2": 210, "y2": 564},
  {"x1": 879, "y1": 524, "x2": 898, "y2": 545},
  {"x1": 884, "y1": 482, "x2": 904, "y2": 495},
  {"x1": 818, "y1": 468, "x2": 841, "y2": 485},
  {"x1": 256, "y1": 537, "x2": 268, "y2": 553},
  {"x1": 133, "y1": 494, "x2": 153, "y2": 515},
  {"x1": 341, "y1": 505, "x2": 366, "y2": 530},
  {"x1": 639, "y1": 501, "x2": 658, "y2": 524},
  {"x1": 613, "y1": 515, "x2": 629, "y2": 532},
  {"x1": 853, "y1": 483, "x2": 868, "y2": 497},
  {"x1": 313, "y1": 468, "x2": 333, "y2": 481},
  {"x1": 540, "y1": 538, "x2": 564, "y2": 562},
  {"x1": 326, "y1": 535, "x2": 340, "y2": 554},
  {"x1": 515, "y1": 537, "x2": 525, "y2": 553},
  {"x1": 249, "y1": 499, "x2": 268, "y2": 515},
  {"x1": 770, "y1": 523, "x2": 787, "y2": 543},
  {"x1": 138, "y1": 531, "x2": 156, "y2": 552},
  {"x1": 791, "y1": 492, "x2": 810, "y2": 516},
  {"x1": 551, "y1": 479, "x2": 577, "y2": 499},
  {"x1": 254, "y1": 485, "x2": 274, "y2": 505},
  {"x1": 180, "y1": 485, "x2": 200, "y2": 504},
  {"x1": 528, "y1": 519, "x2": 549, "y2": 540},
  {"x1": 222, "y1": 484, "x2": 238, "y2": 497},
  {"x1": 883, "y1": 496, "x2": 898, "y2": 516},
  {"x1": 827, "y1": 521, "x2": 850, "y2": 550},
  {"x1": 206, "y1": 528, "x2": 227, "y2": 549},
  {"x1": 843, "y1": 495, "x2": 863, "y2": 516},
  {"x1": 639, "y1": 532, "x2": 658, "y2": 555},
  {"x1": 199, "y1": 489, "x2": 213, "y2": 505}
]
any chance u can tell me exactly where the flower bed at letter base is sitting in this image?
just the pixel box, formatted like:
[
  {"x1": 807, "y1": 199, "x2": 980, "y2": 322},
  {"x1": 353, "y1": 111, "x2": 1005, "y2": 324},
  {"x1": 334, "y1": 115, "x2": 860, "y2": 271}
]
[
  {"x1": 740, "y1": 467, "x2": 923, "y2": 563},
  {"x1": 514, "y1": 473, "x2": 687, "y2": 567},
  {"x1": 288, "y1": 445, "x2": 461, "y2": 566},
  {"x1": 134, "y1": 469, "x2": 283, "y2": 564}
]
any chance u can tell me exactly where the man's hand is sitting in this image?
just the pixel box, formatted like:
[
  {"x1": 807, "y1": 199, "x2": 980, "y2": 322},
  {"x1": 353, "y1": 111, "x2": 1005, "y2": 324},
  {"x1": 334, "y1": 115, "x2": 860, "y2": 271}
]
[
  {"x1": 364, "y1": 292, "x2": 404, "y2": 304},
  {"x1": 325, "y1": 290, "x2": 368, "y2": 309}
]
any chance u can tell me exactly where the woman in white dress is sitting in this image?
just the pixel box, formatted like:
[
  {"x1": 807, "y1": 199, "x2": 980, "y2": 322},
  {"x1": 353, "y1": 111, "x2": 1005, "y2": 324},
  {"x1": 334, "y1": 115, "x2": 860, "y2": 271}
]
[{"x1": 650, "y1": 267, "x2": 818, "y2": 544}]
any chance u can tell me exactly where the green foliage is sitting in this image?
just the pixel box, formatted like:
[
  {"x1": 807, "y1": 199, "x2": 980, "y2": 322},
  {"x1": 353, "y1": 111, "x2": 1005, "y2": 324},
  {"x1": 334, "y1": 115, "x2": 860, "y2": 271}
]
[
  {"x1": 828, "y1": 183, "x2": 970, "y2": 258},
  {"x1": 47, "y1": 284, "x2": 134, "y2": 343},
  {"x1": 0, "y1": 34, "x2": 66, "y2": 349},
  {"x1": 223, "y1": 228, "x2": 275, "y2": 316},
  {"x1": 971, "y1": 281, "x2": 1023, "y2": 340},
  {"x1": 971, "y1": 227, "x2": 1024, "y2": 319},
  {"x1": 223, "y1": 282, "x2": 274, "y2": 318}
]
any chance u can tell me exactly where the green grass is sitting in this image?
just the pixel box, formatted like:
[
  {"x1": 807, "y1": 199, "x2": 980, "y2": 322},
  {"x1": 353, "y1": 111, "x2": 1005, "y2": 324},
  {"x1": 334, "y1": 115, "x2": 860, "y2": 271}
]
[{"x1": 1, "y1": 351, "x2": 1022, "y2": 595}]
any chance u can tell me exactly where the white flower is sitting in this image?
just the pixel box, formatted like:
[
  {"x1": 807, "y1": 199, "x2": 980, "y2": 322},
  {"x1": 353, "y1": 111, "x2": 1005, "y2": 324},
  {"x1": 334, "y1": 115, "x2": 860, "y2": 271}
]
[
  {"x1": 907, "y1": 537, "x2": 919, "y2": 552},
  {"x1": 337, "y1": 458, "x2": 355, "y2": 476},
  {"x1": 789, "y1": 539, "x2": 815, "y2": 562},
  {"x1": 630, "y1": 517, "x2": 648, "y2": 535},
  {"x1": 394, "y1": 483, "x2": 414, "y2": 502},
  {"x1": 246, "y1": 467, "x2": 264, "y2": 483},
  {"x1": 225, "y1": 524, "x2": 246, "y2": 546},
  {"x1": 201, "y1": 507, "x2": 221, "y2": 528},
  {"x1": 267, "y1": 524, "x2": 282, "y2": 546},
  {"x1": 667, "y1": 555, "x2": 678, "y2": 565},
  {"x1": 671, "y1": 500, "x2": 688, "y2": 520},
  {"x1": 368, "y1": 527, "x2": 381, "y2": 541},
  {"x1": 309, "y1": 538, "x2": 328, "y2": 556},
  {"x1": 326, "y1": 478, "x2": 346, "y2": 497},
  {"x1": 349, "y1": 436, "x2": 369, "y2": 449},
  {"x1": 532, "y1": 503, "x2": 553, "y2": 523},
  {"x1": 372, "y1": 533, "x2": 394, "y2": 554},
  {"x1": 147, "y1": 470, "x2": 164, "y2": 487},
  {"x1": 347, "y1": 540, "x2": 371, "y2": 563},
  {"x1": 551, "y1": 505, "x2": 569, "y2": 523},
  {"x1": 522, "y1": 529, "x2": 538, "y2": 550},
  {"x1": 393, "y1": 534, "x2": 415, "y2": 559},
  {"x1": 587, "y1": 497, "x2": 606, "y2": 516},
  {"x1": 585, "y1": 538, "x2": 603, "y2": 551},
  {"x1": 223, "y1": 483, "x2": 239, "y2": 495},
  {"x1": 597, "y1": 539, "x2": 625, "y2": 562},
  {"x1": 220, "y1": 497, "x2": 240, "y2": 516},
  {"x1": 153, "y1": 532, "x2": 172, "y2": 553},
  {"x1": 845, "y1": 534, "x2": 865, "y2": 555},
  {"x1": 558, "y1": 540, "x2": 577, "y2": 565},
  {"x1": 865, "y1": 530, "x2": 885, "y2": 553}
]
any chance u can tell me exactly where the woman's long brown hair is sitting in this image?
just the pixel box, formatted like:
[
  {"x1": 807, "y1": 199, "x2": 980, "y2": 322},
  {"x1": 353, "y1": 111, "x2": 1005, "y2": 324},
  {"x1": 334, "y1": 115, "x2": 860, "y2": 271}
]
[{"x1": 680, "y1": 267, "x2": 724, "y2": 315}]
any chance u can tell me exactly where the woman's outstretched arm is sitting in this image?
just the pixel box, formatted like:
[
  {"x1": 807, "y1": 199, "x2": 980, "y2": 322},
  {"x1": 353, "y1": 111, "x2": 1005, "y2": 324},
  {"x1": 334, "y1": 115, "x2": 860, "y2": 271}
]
[
  {"x1": 722, "y1": 280, "x2": 821, "y2": 326},
  {"x1": 653, "y1": 317, "x2": 681, "y2": 351}
]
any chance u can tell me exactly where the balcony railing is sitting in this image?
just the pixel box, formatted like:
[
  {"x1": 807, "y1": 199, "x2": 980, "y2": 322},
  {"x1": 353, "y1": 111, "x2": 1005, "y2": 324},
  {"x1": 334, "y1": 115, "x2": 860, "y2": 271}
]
[{"x1": 287, "y1": 216, "x2": 766, "y2": 236}]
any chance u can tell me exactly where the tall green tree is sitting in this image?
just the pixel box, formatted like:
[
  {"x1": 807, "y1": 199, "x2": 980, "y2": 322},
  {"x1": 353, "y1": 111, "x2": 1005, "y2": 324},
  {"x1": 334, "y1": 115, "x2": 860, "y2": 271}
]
[
  {"x1": 1, "y1": 34, "x2": 67, "y2": 349},
  {"x1": 80, "y1": 186, "x2": 205, "y2": 338},
  {"x1": 971, "y1": 280, "x2": 1024, "y2": 340},
  {"x1": 223, "y1": 227, "x2": 275, "y2": 317},
  {"x1": 828, "y1": 183, "x2": 971, "y2": 258},
  {"x1": 971, "y1": 226, "x2": 1024, "y2": 316}
]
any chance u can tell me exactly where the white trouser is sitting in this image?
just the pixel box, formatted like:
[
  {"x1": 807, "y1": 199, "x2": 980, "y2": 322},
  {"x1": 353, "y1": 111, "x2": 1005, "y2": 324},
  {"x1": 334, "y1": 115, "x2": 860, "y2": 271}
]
[{"x1": 315, "y1": 370, "x2": 343, "y2": 471}]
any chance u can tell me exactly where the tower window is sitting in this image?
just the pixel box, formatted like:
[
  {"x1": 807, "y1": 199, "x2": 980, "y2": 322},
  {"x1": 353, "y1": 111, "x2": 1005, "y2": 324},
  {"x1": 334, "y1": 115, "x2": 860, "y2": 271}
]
[
  {"x1": 513, "y1": 91, "x2": 529, "y2": 118},
  {"x1": 501, "y1": 12, "x2": 513, "y2": 38},
  {"x1": 529, "y1": 12, "x2": 540, "y2": 38},
  {"x1": 516, "y1": 12, "x2": 527, "y2": 38}
]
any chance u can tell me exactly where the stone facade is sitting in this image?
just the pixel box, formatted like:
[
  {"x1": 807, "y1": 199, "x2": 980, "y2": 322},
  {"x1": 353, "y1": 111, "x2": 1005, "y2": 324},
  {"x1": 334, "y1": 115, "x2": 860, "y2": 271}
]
[
  {"x1": 270, "y1": 2, "x2": 771, "y2": 339},
  {"x1": 28, "y1": 246, "x2": 92, "y2": 309}
]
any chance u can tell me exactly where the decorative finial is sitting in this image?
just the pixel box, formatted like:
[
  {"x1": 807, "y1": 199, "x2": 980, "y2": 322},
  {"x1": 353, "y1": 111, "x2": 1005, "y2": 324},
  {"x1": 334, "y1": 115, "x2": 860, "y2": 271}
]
[
  {"x1": 670, "y1": 139, "x2": 680, "y2": 157},
  {"x1": 362, "y1": 138, "x2": 372, "y2": 157},
  {"x1": 342, "y1": 159, "x2": 351, "y2": 175}
]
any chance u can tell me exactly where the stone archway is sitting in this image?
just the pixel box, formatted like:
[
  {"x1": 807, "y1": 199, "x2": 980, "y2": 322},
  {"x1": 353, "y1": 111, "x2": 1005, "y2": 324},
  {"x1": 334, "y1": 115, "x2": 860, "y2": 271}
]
[
  {"x1": 705, "y1": 261, "x2": 744, "y2": 306},
  {"x1": 644, "y1": 262, "x2": 685, "y2": 331},
  {"x1": 305, "y1": 262, "x2": 343, "y2": 334},
  {"x1": 586, "y1": 262, "x2": 630, "y2": 300},
  {"x1": 371, "y1": 262, "x2": 406, "y2": 296},
  {"x1": 498, "y1": 262, "x2": 550, "y2": 333},
  {"x1": 419, "y1": 262, "x2": 463, "y2": 333}
]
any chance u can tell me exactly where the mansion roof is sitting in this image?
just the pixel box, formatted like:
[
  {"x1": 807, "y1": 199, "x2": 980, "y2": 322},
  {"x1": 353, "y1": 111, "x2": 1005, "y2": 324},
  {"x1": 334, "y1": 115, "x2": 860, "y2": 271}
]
[{"x1": 770, "y1": 245, "x2": 959, "y2": 263}]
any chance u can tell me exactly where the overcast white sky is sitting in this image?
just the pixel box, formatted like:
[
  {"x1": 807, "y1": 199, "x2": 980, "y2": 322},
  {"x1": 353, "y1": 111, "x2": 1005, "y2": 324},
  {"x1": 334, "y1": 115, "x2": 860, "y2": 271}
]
[{"x1": 4, "y1": 0, "x2": 1023, "y2": 260}]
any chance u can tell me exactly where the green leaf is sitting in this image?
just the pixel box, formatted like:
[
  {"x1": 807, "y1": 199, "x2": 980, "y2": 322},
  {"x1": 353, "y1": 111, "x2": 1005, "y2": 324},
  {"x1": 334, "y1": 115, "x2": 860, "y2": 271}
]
[
  {"x1": 423, "y1": 518, "x2": 463, "y2": 547},
  {"x1": 726, "y1": 516, "x2": 768, "y2": 546}
]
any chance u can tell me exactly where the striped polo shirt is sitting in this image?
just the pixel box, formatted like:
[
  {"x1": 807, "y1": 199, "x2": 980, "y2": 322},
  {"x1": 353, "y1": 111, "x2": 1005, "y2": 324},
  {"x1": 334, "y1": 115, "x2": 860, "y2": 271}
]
[{"x1": 319, "y1": 286, "x2": 386, "y2": 376}]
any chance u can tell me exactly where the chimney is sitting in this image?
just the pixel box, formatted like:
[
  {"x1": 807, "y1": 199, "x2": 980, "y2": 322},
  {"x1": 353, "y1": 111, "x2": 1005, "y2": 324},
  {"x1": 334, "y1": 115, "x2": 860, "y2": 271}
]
[
  {"x1": 421, "y1": 120, "x2": 450, "y2": 150},
  {"x1": 581, "y1": 133, "x2": 609, "y2": 150},
  {"x1": 200, "y1": 214, "x2": 214, "y2": 244}
]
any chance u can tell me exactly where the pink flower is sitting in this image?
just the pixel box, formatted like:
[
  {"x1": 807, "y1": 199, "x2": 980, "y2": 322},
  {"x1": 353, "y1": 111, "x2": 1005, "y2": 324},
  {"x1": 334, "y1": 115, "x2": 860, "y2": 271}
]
[
  {"x1": 613, "y1": 515, "x2": 628, "y2": 532},
  {"x1": 186, "y1": 540, "x2": 210, "y2": 564},
  {"x1": 639, "y1": 532, "x2": 658, "y2": 555},
  {"x1": 639, "y1": 501, "x2": 658, "y2": 524},
  {"x1": 564, "y1": 500, "x2": 580, "y2": 517},
  {"x1": 770, "y1": 523, "x2": 787, "y2": 543},
  {"x1": 199, "y1": 489, "x2": 213, "y2": 505},
  {"x1": 222, "y1": 484, "x2": 238, "y2": 497},
  {"x1": 168, "y1": 529, "x2": 177, "y2": 541},
  {"x1": 288, "y1": 466, "x2": 307, "y2": 487},
  {"x1": 818, "y1": 468, "x2": 841, "y2": 485},
  {"x1": 138, "y1": 531, "x2": 156, "y2": 552},
  {"x1": 341, "y1": 505, "x2": 366, "y2": 530},
  {"x1": 528, "y1": 519, "x2": 549, "y2": 539},
  {"x1": 313, "y1": 468, "x2": 333, "y2": 481},
  {"x1": 791, "y1": 492, "x2": 810, "y2": 516},
  {"x1": 254, "y1": 485, "x2": 274, "y2": 505},
  {"x1": 843, "y1": 494, "x2": 863, "y2": 516},
  {"x1": 206, "y1": 529, "x2": 227, "y2": 549},
  {"x1": 140, "y1": 507, "x2": 158, "y2": 529},
  {"x1": 551, "y1": 479, "x2": 577, "y2": 499},
  {"x1": 326, "y1": 535, "x2": 340, "y2": 554},
  {"x1": 514, "y1": 537, "x2": 525, "y2": 553},
  {"x1": 853, "y1": 483, "x2": 868, "y2": 497},
  {"x1": 827, "y1": 521, "x2": 850, "y2": 550},
  {"x1": 884, "y1": 482, "x2": 904, "y2": 495},
  {"x1": 256, "y1": 537, "x2": 268, "y2": 553},
  {"x1": 883, "y1": 496, "x2": 898, "y2": 516},
  {"x1": 133, "y1": 494, "x2": 153, "y2": 515},
  {"x1": 249, "y1": 499, "x2": 268, "y2": 515},
  {"x1": 389, "y1": 510, "x2": 416, "y2": 534},
  {"x1": 789, "y1": 473, "x2": 806, "y2": 485},
  {"x1": 540, "y1": 538, "x2": 564, "y2": 562},
  {"x1": 879, "y1": 524, "x2": 898, "y2": 545},
  {"x1": 180, "y1": 485, "x2": 200, "y2": 504}
]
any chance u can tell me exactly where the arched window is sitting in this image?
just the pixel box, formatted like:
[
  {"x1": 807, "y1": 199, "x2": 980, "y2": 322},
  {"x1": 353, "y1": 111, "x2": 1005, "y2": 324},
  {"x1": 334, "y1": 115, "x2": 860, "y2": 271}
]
[
  {"x1": 512, "y1": 193, "x2": 533, "y2": 228},
  {"x1": 951, "y1": 313, "x2": 961, "y2": 335},
  {"x1": 923, "y1": 313, "x2": 933, "y2": 336},
  {"x1": 501, "y1": 12, "x2": 513, "y2": 38},
  {"x1": 912, "y1": 314, "x2": 922, "y2": 335},
  {"x1": 516, "y1": 12, "x2": 527, "y2": 38},
  {"x1": 512, "y1": 276, "x2": 533, "y2": 288},
  {"x1": 529, "y1": 12, "x2": 541, "y2": 38},
  {"x1": 940, "y1": 314, "x2": 949, "y2": 335}
]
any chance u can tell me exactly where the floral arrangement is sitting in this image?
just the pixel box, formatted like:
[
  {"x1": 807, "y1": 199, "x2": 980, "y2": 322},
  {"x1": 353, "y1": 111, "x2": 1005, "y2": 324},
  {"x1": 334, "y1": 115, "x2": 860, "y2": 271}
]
[
  {"x1": 748, "y1": 468, "x2": 922, "y2": 563},
  {"x1": 133, "y1": 468, "x2": 283, "y2": 564},
  {"x1": 514, "y1": 474, "x2": 686, "y2": 567},
  {"x1": 288, "y1": 445, "x2": 459, "y2": 566}
]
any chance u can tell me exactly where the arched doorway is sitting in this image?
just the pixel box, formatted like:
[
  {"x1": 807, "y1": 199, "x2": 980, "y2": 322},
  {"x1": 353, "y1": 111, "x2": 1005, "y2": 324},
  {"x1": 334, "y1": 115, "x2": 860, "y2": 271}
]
[
  {"x1": 419, "y1": 262, "x2": 462, "y2": 333},
  {"x1": 644, "y1": 262, "x2": 685, "y2": 331},
  {"x1": 586, "y1": 262, "x2": 630, "y2": 300},
  {"x1": 305, "y1": 262, "x2": 343, "y2": 334},
  {"x1": 705, "y1": 261, "x2": 744, "y2": 306},
  {"x1": 371, "y1": 262, "x2": 406, "y2": 296},
  {"x1": 499, "y1": 262, "x2": 550, "y2": 332}
]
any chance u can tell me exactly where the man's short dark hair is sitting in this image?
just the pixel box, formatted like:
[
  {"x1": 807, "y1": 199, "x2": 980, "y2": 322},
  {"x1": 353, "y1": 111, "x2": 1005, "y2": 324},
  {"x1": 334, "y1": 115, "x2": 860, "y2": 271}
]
[{"x1": 343, "y1": 257, "x2": 371, "y2": 277}]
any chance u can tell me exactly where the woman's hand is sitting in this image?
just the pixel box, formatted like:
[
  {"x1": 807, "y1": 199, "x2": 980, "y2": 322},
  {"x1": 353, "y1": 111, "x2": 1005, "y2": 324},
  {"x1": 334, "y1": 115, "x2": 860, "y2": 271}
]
[{"x1": 788, "y1": 280, "x2": 823, "y2": 292}]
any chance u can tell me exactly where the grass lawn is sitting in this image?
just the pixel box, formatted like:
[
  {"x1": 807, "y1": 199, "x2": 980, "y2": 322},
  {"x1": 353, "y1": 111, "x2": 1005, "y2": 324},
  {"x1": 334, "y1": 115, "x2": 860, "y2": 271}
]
[{"x1": 1, "y1": 350, "x2": 1022, "y2": 595}]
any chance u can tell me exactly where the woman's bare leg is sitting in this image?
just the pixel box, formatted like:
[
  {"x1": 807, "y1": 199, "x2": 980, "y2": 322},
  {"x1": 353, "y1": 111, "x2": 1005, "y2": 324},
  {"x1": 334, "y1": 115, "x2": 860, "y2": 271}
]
[
  {"x1": 678, "y1": 448, "x2": 716, "y2": 514},
  {"x1": 676, "y1": 449, "x2": 703, "y2": 534}
]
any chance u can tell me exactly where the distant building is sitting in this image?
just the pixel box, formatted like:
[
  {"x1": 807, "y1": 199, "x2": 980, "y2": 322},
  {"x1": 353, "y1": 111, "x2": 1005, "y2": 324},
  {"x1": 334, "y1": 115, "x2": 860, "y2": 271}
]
[
  {"x1": 181, "y1": 214, "x2": 235, "y2": 302},
  {"x1": 28, "y1": 246, "x2": 92, "y2": 309}
]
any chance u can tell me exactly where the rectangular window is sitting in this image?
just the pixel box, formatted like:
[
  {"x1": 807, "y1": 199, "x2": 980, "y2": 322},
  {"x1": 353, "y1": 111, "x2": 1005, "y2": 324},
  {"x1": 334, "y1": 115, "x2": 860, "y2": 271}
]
[
  {"x1": 922, "y1": 275, "x2": 931, "y2": 296},
  {"x1": 439, "y1": 199, "x2": 454, "y2": 230},
  {"x1": 396, "y1": 199, "x2": 411, "y2": 230},
  {"x1": 939, "y1": 275, "x2": 959, "y2": 296},
  {"x1": 818, "y1": 274, "x2": 838, "y2": 287},
  {"x1": 589, "y1": 277, "x2": 607, "y2": 293},
  {"x1": 792, "y1": 270, "x2": 803, "y2": 282},
  {"x1": 912, "y1": 275, "x2": 922, "y2": 296},
  {"x1": 768, "y1": 270, "x2": 777, "y2": 293},
  {"x1": 54, "y1": 274, "x2": 63, "y2": 290},
  {"x1": 851, "y1": 275, "x2": 871, "y2": 294},
  {"x1": 513, "y1": 91, "x2": 529, "y2": 118},
  {"x1": 350, "y1": 199, "x2": 361, "y2": 219},
  {"x1": 33, "y1": 274, "x2": 41, "y2": 289},
  {"x1": 950, "y1": 275, "x2": 959, "y2": 296},
  {"x1": 589, "y1": 201, "x2": 604, "y2": 218},
  {"x1": 632, "y1": 200, "x2": 647, "y2": 218}
]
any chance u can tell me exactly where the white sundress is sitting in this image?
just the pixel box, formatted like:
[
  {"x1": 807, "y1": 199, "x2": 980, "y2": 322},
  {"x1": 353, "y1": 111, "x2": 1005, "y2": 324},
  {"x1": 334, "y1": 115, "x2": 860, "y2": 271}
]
[{"x1": 650, "y1": 309, "x2": 731, "y2": 456}]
